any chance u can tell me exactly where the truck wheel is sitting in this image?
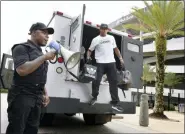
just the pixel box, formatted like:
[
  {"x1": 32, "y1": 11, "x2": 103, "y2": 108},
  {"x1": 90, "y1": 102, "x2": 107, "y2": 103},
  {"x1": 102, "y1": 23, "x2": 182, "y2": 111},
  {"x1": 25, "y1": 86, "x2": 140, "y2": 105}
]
[
  {"x1": 40, "y1": 113, "x2": 55, "y2": 126},
  {"x1": 83, "y1": 114, "x2": 112, "y2": 125},
  {"x1": 64, "y1": 113, "x2": 76, "y2": 116}
]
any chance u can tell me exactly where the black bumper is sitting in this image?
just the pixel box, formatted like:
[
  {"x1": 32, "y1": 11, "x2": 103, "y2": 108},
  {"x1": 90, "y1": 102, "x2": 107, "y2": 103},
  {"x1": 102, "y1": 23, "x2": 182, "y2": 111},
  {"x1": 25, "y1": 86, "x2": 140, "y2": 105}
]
[{"x1": 42, "y1": 97, "x2": 136, "y2": 114}]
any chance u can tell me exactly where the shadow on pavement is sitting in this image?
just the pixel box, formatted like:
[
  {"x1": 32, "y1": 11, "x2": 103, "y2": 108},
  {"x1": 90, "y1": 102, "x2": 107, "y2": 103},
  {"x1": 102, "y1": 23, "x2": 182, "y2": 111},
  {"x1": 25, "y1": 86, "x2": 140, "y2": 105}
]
[{"x1": 39, "y1": 114, "x2": 115, "y2": 133}]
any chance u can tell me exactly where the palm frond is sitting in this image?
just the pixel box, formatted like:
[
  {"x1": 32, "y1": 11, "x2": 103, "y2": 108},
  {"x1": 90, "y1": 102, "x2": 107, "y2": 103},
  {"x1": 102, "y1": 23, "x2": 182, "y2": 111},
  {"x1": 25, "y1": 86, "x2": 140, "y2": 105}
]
[
  {"x1": 145, "y1": 2, "x2": 164, "y2": 31},
  {"x1": 143, "y1": 0, "x2": 153, "y2": 15},
  {"x1": 164, "y1": 72, "x2": 184, "y2": 87},
  {"x1": 153, "y1": 2, "x2": 166, "y2": 25},
  {"x1": 131, "y1": 7, "x2": 157, "y2": 31},
  {"x1": 142, "y1": 64, "x2": 156, "y2": 83},
  {"x1": 171, "y1": 11, "x2": 184, "y2": 30},
  {"x1": 166, "y1": 1, "x2": 184, "y2": 30},
  {"x1": 123, "y1": 23, "x2": 151, "y2": 33},
  {"x1": 172, "y1": 21, "x2": 184, "y2": 31},
  {"x1": 125, "y1": 0, "x2": 184, "y2": 39},
  {"x1": 165, "y1": 1, "x2": 177, "y2": 28},
  {"x1": 169, "y1": 30, "x2": 185, "y2": 37}
]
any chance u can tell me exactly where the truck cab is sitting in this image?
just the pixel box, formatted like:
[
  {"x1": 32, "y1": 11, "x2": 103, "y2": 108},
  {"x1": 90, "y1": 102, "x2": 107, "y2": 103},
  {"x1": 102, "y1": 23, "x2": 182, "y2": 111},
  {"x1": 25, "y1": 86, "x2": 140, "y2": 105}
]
[{"x1": 0, "y1": 4, "x2": 143, "y2": 125}]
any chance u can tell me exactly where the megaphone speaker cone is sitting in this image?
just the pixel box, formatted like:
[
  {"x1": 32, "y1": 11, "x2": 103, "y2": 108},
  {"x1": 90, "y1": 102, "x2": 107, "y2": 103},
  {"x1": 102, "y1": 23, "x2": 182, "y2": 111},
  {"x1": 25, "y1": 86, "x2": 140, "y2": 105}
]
[{"x1": 66, "y1": 52, "x2": 81, "y2": 69}]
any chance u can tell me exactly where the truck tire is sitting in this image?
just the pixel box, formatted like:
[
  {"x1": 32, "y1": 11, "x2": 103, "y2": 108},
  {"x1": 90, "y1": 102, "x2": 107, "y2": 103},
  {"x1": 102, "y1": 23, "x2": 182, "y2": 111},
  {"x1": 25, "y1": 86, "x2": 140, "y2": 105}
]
[
  {"x1": 83, "y1": 114, "x2": 112, "y2": 125},
  {"x1": 40, "y1": 113, "x2": 55, "y2": 126}
]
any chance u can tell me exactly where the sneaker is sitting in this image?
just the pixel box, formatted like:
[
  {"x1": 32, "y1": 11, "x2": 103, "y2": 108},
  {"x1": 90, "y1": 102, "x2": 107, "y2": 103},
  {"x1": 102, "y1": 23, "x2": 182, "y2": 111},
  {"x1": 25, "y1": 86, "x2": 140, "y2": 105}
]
[
  {"x1": 112, "y1": 104, "x2": 124, "y2": 112},
  {"x1": 89, "y1": 98, "x2": 97, "y2": 106}
]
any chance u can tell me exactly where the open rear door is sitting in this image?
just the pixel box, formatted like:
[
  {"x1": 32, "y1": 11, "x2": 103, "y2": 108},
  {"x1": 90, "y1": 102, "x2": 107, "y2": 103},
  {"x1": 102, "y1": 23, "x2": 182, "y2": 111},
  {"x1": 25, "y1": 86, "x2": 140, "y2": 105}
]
[
  {"x1": 0, "y1": 53, "x2": 14, "y2": 89},
  {"x1": 122, "y1": 36, "x2": 143, "y2": 89},
  {"x1": 46, "y1": 10, "x2": 72, "y2": 81},
  {"x1": 66, "y1": 4, "x2": 86, "y2": 81}
]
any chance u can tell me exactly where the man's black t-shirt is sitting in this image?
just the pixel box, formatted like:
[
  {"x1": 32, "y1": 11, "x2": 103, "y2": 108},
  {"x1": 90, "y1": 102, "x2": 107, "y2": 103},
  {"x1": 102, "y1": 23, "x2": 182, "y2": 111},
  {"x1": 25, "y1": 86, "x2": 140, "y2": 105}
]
[{"x1": 11, "y1": 40, "x2": 48, "y2": 91}]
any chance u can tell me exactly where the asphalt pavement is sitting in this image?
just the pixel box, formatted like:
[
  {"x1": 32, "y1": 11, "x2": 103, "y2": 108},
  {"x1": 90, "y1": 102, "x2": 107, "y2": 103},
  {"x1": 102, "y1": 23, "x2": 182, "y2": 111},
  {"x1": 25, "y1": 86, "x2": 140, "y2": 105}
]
[{"x1": 1, "y1": 93, "x2": 159, "y2": 133}]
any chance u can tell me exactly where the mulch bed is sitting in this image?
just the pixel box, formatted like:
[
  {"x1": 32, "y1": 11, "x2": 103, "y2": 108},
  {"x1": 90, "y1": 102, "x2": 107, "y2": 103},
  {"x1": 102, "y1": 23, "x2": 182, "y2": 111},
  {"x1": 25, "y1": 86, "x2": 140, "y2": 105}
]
[{"x1": 149, "y1": 113, "x2": 180, "y2": 122}]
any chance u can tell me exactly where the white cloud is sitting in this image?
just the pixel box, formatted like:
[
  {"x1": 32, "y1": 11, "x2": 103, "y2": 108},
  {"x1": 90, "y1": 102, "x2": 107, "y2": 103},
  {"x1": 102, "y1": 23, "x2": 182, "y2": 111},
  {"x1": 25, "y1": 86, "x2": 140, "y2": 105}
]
[{"x1": 1, "y1": 1, "x2": 148, "y2": 56}]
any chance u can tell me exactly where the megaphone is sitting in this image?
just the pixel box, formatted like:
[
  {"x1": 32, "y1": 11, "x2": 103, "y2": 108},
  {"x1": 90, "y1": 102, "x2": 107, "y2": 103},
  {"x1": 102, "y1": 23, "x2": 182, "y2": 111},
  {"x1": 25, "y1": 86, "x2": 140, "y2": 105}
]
[{"x1": 47, "y1": 40, "x2": 81, "y2": 70}]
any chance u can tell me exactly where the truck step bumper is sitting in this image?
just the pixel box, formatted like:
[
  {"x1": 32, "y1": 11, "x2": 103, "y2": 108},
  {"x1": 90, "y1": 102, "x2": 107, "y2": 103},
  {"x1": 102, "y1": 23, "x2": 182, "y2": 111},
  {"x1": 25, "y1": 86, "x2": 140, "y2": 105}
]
[
  {"x1": 79, "y1": 102, "x2": 136, "y2": 114},
  {"x1": 42, "y1": 97, "x2": 136, "y2": 114}
]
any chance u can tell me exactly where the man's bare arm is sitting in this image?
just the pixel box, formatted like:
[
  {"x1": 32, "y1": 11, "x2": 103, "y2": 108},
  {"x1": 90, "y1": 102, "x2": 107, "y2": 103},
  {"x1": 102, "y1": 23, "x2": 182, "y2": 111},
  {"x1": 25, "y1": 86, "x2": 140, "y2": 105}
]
[
  {"x1": 87, "y1": 49, "x2": 92, "y2": 59},
  {"x1": 114, "y1": 47, "x2": 124, "y2": 61},
  {"x1": 44, "y1": 86, "x2": 48, "y2": 96},
  {"x1": 16, "y1": 51, "x2": 55, "y2": 76},
  {"x1": 16, "y1": 55, "x2": 47, "y2": 76}
]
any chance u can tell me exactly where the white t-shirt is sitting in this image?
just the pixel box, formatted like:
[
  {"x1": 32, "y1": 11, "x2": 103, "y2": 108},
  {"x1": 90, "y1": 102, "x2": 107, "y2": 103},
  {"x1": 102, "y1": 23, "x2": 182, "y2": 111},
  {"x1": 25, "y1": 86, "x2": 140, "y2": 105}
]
[{"x1": 89, "y1": 35, "x2": 117, "y2": 63}]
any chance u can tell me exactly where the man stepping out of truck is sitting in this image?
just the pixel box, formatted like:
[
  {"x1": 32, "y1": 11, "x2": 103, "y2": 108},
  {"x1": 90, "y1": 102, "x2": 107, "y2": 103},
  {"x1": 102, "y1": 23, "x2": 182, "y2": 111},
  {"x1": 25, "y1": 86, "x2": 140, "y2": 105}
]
[{"x1": 87, "y1": 23, "x2": 124, "y2": 112}]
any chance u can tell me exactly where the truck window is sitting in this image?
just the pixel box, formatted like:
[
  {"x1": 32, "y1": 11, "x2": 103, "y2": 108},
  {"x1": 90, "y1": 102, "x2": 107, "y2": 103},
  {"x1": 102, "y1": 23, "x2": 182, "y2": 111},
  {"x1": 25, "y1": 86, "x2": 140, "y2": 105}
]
[{"x1": 127, "y1": 43, "x2": 140, "y2": 53}]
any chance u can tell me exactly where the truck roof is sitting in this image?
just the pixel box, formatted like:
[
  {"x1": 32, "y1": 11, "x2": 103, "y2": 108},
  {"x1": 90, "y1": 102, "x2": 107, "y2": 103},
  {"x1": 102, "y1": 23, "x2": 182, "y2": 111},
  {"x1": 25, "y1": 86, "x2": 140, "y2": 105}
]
[
  {"x1": 84, "y1": 21, "x2": 132, "y2": 37},
  {"x1": 52, "y1": 11, "x2": 133, "y2": 38}
]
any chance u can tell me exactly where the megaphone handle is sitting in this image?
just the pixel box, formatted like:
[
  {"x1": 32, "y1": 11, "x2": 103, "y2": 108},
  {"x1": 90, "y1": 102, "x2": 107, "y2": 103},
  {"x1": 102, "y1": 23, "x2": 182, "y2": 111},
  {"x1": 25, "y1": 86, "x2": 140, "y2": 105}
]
[
  {"x1": 49, "y1": 53, "x2": 58, "y2": 64},
  {"x1": 45, "y1": 46, "x2": 49, "y2": 53},
  {"x1": 45, "y1": 46, "x2": 58, "y2": 64}
]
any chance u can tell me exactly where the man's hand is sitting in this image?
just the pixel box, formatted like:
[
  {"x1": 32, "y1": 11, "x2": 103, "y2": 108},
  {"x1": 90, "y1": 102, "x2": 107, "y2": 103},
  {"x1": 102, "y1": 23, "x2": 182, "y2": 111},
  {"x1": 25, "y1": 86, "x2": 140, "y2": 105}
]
[
  {"x1": 120, "y1": 58, "x2": 125, "y2": 70},
  {"x1": 42, "y1": 95, "x2": 50, "y2": 107},
  {"x1": 86, "y1": 57, "x2": 92, "y2": 64},
  {"x1": 44, "y1": 50, "x2": 56, "y2": 60},
  {"x1": 86, "y1": 50, "x2": 92, "y2": 64}
]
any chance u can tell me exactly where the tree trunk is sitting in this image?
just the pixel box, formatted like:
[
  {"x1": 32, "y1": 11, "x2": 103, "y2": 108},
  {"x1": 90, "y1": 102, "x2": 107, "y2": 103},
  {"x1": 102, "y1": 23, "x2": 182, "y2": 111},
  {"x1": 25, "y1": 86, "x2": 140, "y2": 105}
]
[
  {"x1": 169, "y1": 87, "x2": 172, "y2": 95},
  {"x1": 153, "y1": 35, "x2": 166, "y2": 115},
  {"x1": 137, "y1": 88, "x2": 139, "y2": 106},
  {"x1": 144, "y1": 85, "x2": 146, "y2": 93},
  {"x1": 169, "y1": 87, "x2": 172, "y2": 105}
]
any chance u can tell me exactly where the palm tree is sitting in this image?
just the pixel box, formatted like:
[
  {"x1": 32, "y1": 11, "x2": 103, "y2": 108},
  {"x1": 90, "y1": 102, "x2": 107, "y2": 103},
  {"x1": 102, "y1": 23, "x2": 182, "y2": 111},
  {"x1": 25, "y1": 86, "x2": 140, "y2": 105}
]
[
  {"x1": 141, "y1": 64, "x2": 155, "y2": 93},
  {"x1": 164, "y1": 72, "x2": 184, "y2": 111},
  {"x1": 124, "y1": 1, "x2": 184, "y2": 118},
  {"x1": 164, "y1": 72, "x2": 184, "y2": 96}
]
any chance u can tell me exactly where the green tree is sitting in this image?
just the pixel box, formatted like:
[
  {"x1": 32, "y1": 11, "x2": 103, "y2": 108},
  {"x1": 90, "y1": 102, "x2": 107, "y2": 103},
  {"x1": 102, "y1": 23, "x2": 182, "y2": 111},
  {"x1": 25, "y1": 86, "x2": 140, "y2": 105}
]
[
  {"x1": 124, "y1": 1, "x2": 184, "y2": 118},
  {"x1": 164, "y1": 72, "x2": 184, "y2": 95},
  {"x1": 141, "y1": 64, "x2": 155, "y2": 93}
]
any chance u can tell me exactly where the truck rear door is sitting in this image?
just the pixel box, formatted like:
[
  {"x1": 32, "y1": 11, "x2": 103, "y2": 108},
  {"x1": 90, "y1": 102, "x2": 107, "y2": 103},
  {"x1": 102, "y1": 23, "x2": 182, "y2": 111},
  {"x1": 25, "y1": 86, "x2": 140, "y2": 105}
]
[
  {"x1": 122, "y1": 36, "x2": 143, "y2": 89},
  {"x1": 66, "y1": 4, "x2": 86, "y2": 81},
  {"x1": 0, "y1": 53, "x2": 14, "y2": 89},
  {"x1": 46, "y1": 10, "x2": 73, "y2": 80},
  {"x1": 47, "y1": 11, "x2": 72, "y2": 49}
]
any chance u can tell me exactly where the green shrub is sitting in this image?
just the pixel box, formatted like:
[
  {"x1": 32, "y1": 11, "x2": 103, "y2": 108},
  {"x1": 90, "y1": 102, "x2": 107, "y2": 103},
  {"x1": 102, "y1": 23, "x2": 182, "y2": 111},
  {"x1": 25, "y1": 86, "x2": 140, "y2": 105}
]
[
  {"x1": 164, "y1": 103, "x2": 175, "y2": 111},
  {"x1": 0, "y1": 89, "x2": 8, "y2": 93}
]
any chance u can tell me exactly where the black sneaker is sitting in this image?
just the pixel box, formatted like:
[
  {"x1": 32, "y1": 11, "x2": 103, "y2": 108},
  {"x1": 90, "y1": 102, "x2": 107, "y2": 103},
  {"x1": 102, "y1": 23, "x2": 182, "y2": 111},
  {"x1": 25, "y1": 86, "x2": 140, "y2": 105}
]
[
  {"x1": 112, "y1": 104, "x2": 124, "y2": 112},
  {"x1": 89, "y1": 98, "x2": 97, "y2": 106}
]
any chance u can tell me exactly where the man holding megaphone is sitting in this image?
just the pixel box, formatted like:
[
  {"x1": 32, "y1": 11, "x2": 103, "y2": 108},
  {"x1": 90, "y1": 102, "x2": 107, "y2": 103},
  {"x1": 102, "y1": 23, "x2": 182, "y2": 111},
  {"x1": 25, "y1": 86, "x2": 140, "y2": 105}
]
[{"x1": 6, "y1": 22, "x2": 56, "y2": 134}]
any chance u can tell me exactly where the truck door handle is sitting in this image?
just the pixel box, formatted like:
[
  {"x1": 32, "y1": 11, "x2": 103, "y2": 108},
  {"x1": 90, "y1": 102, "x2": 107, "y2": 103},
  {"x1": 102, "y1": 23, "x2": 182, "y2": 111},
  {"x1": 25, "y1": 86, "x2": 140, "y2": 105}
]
[{"x1": 131, "y1": 56, "x2": 135, "y2": 61}]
